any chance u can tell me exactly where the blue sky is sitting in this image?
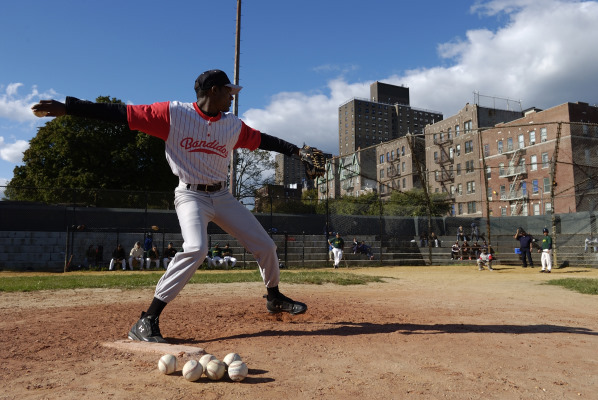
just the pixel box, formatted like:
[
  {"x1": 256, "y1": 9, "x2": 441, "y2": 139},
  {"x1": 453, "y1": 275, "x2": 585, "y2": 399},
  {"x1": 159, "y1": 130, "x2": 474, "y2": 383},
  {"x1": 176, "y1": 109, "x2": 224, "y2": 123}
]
[{"x1": 2, "y1": 0, "x2": 598, "y2": 188}]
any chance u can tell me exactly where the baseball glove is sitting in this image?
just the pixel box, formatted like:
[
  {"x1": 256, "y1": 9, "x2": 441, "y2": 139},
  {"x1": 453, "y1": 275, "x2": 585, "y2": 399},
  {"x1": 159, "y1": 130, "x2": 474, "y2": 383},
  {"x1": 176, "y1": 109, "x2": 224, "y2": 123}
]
[{"x1": 299, "y1": 145, "x2": 326, "y2": 179}]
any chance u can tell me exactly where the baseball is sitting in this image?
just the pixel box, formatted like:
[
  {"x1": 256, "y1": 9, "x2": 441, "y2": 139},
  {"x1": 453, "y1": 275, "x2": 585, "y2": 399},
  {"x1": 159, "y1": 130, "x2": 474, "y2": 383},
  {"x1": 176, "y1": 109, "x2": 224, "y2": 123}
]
[
  {"x1": 227, "y1": 360, "x2": 248, "y2": 382},
  {"x1": 223, "y1": 352, "x2": 242, "y2": 367},
  {"x1": 158, "y1": 354, "x2": 177, "y2": 375},
  {"x1": 199, "y1": 354, "x2": 216, "y2": 375},
  {"x1": 205, "y1": 359, "x2": 226, "y2": 381},
  {"x1": 182, "y1": 359, "x2": 203, "y2": 382},
  {"x1": 33, "y1": 109, "x2": 47, "y2": 117}
]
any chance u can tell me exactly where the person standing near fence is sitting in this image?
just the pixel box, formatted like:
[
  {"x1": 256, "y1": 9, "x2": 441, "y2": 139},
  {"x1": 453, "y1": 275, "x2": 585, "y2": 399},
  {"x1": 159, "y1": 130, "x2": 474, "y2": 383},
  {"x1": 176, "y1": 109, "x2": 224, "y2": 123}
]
[
  {"x1": 514, "y1": 227, "x2": 534, "y2": 268},
  {"x1": 31, "y1": 68, "x2": 314, "y2": 343},
  {"x1": 328, "y1": 232, "x2": 345, "y2": 269},
  {"x1": 538, "y1": 228, "x2": 553, "y2": 273}
]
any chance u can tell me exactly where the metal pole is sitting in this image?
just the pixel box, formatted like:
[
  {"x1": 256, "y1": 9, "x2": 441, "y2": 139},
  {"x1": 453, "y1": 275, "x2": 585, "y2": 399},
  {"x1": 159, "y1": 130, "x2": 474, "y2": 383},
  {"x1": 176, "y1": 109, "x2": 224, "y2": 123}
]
[
  {"x1": 550, "y1": 122, "x2": 563, "y2": 269},
  {"x1": 229, "y1": 0, "x2": 242, "y2": 197}
]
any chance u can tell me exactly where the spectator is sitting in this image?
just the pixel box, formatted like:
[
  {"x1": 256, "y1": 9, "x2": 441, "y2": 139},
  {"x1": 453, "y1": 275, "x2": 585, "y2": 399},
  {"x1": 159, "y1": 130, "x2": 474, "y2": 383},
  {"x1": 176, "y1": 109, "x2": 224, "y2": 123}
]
[
  {"x1": 163, "y1": 242, "x2": 177, "y2": 269},
  {"x1": 144, "y1": 233, "x2": 153, "y2": 258},
  {"x1": 584, "y1": 235, "x2": 598, "y2": 253},
  {"x1": 146, "y1": 245, "x2": 161, "y2": 269},
  {"x1": 129, "y1": 241, "x2": 145, "y2": 270},
  {"x1": 514, "y1": 227, "x2": 534, "y2": 268},
  {"x1": 419, "y1": 231, "x2": 429, "y2": 247},
  {"x1": 477, "y1": 247, "x2": 494, "y2": 271},
  {"x1": 471, "y1": 241, "x2": 481, "y2": 259},
  {"x1": 109, "y1": 244, "x2": 127, "y2": 271},
  {"x1": 429, "y1": 232, "x2": 440, "y2": 247},
  {"x1": 456, "y1": 225, "x2": 466, "y2": 242},
  {"x1": 356, "y1": 240, "x2": 374, "y2": 260},
  {"x1": 209, "y1": 243, "x2": 224, "y2": 267},
  {"x1": 451, "y1": 242, "x2": 461, "y2": 260},
  {"x1": 538, "y1": 228, "x2": 553, "y2": 273},
  {"x1": 471, "y1": 222, "x2": 480, "y2": 241},
  {"x1": 222, "y1": 243, "x2": 237, "y2": 268},
  {"x1": 85, "y1": 245, "x2": 96, "y2": 268},
  {"x1": 328, "y1": 232, "x2": 345, "y2": 269},
  {"x1": 352, "y1": 238, "x2": 359, "y2": 254},
  {"x1": 461, "y1": 240, "x2": 471, "y2": 260},
  {"x1": 95, "y1": 245, "x2": 104, "y2": 266}
]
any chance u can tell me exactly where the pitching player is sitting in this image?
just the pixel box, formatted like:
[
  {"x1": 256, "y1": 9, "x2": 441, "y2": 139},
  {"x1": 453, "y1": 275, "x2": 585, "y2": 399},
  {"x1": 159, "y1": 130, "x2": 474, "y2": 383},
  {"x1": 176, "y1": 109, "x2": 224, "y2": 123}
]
[
  {"x1": 328, "y1": 232, "x2": 344, "y2": 269},
  {"x1": 538, "y1": 228, "x2": 553, "y2": 273},
  {"x1": 32, "y1": 69, "x2": 323, "y2": 343}
]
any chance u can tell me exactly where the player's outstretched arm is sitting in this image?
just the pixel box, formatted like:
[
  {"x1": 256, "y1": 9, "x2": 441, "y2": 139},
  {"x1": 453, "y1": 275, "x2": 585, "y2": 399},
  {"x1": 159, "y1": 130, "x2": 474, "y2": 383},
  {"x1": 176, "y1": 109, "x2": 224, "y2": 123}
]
[{"x1": 32, "y1": 97, "x2": 128, "y2": 124}]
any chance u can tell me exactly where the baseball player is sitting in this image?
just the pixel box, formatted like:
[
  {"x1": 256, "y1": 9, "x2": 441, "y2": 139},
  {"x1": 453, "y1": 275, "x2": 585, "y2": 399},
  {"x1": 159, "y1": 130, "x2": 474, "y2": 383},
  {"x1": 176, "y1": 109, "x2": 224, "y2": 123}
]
[
  {"x1": 162, "y1": 242, "x2": 177, "y2": 269},
  {"x1": 209, "y1": 243, "x2": 224, "y2": 267},
  {"x1": 477, "y1": 247, "x2": 493, "y2": 271},
  {"x1": 222, "y1": 243, "x2": 237, "y2": 268},
  {"x1": 328, "y1": 232, "x2": 344, "y2": 269},
  {"x1": 538, "y1": 228, "x2": 553, "y2": 273},
  {"x1": 109, "y1": 244, "x2": 127, "y2": 271},
  {"x1": 32, "y1": 69, "x2": 324, "y2": 343},
  {"x1": 129, "y1": 241, "x2": 145, "y2": 270},
  {"x1": 146, "y1": 245, "x2": 161, "y2": 269}
]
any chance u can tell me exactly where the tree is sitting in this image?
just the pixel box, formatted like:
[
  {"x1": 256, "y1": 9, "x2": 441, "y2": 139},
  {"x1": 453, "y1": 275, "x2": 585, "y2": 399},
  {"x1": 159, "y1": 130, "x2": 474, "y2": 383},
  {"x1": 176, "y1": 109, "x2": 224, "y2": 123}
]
[
  {"x1": 383, "y1": 189, "x2": 451, "y2": 216},
  {"x1": 5, "y1": 96, "x2": 178, "y2": 207},
  {"x1": 232, "y1": 148, "x2": 276, "y2": 205}
]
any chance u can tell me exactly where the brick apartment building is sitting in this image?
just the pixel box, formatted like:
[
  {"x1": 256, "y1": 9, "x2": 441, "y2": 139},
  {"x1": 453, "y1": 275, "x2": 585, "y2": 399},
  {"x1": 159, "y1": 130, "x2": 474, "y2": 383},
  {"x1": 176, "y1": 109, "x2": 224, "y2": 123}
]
[
  {"x1": 483, "y1": 102, "x2": 598, "y2": 217},
  {"x1": 425, "y1": 103, "x2": 524, "y2": 216},
  {"x1": 376, "y1": 135, "x2": 424, "y2": 199}
]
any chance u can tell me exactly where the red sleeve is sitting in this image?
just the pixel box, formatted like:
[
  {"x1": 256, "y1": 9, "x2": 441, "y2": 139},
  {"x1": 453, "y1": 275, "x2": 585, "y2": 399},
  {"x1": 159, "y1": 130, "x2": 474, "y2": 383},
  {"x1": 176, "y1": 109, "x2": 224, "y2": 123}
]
[
  {"x1": 234, "y1": 121, "x2": 261, "y2": 150},
  {"x1": 127, "y1": 102, "x2": 170, "y2": 140}
]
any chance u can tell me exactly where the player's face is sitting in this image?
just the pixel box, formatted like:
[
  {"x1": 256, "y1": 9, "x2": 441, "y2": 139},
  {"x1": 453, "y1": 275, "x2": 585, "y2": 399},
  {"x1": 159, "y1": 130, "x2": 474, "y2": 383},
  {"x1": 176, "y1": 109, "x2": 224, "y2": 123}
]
[{"x1": 213, "y1": 86, "x2": 233, "y2": 112}]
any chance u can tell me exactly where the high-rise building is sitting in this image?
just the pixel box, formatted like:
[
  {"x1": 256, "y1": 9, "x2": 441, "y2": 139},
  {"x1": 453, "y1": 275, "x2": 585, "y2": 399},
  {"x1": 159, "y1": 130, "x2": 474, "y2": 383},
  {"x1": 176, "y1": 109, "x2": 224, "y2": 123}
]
[{"x1": 338, "y1": 82, "x2": 442, "y2": 157}]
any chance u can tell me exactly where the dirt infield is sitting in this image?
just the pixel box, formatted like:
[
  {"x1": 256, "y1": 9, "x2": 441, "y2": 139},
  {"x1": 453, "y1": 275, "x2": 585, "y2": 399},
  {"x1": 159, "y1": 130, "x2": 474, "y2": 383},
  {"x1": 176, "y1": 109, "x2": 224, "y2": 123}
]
[{"x1": 1, "y1": 265, "x2": 597, "y2": 399}]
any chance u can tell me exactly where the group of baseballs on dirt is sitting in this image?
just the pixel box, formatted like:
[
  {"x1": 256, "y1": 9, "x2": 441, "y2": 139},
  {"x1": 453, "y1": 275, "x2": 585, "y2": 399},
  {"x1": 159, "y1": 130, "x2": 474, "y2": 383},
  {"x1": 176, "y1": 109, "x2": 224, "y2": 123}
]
[{"x1": 158, "y1": 351, "x2": 248, "y2": 382}]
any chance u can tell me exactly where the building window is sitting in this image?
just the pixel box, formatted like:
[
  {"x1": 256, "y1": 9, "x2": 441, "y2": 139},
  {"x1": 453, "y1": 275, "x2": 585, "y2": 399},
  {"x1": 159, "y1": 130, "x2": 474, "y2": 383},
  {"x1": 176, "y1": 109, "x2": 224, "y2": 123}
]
[
  {"x1": 507, "y1": 137, "x2": 513, "y2": 151},
  {"x1": 486, "y1": 166, "x2": 491, "y2": 179},
  {"x1": 380, "y1": 155, "x2": 384, "y2": 164},
  {"x1": 498, "y1": 140, "x2": 503, "y2": 154},
  {"x1": 545, "y1": 202, "x2": 552, "y2": 213},
  {"x1": 529, "y1": 131, "x2": 536, "y2": 145},
  {"x1": 402, "y1": 162, "x2": 405, "y2": 172},
  {"x1": 541, "y1": 127, "x2": 547, "y2": 142},
  {"x1": 466, "y1": 160, "x2": 474, "y2": 173},
  {"x1": 532, "y1": 179, "x2": 539, "y2": 194},
  {"x1": 455, "y1": 125, "x2": 460, "y2": 137},
  {"x1": 464, "y1": 140, "x2": 473, "y2": 154},
  {"x1": 467, "y1": 201, "x2": 476, "y2": 214},
  {"x1": 484, "y1": 144, "x2": 490, "y2": 157},
  {"x1": 464, "y1": 120, "x2": 472, "y2": 133},
  {"x1": 499, "y1": 163, "x2": 505, "y2": 176},
  {"x1": 457, "y1": 183, "x2": 463, "y2": 195},
  {"x1": 487, "y1": 187, "x2": 493, "y2": 199},
  {"x1": 456, "y1": 163, "x2": 461, "y2": 175},
  {"x1": 542, "y1": 152, "x2": 549, "y2": 168},
  {"x1": 466, "y1": 181, "x2": 475, "y2": 194},
  {"x1": 501, "y1": 207, "x2": 507, "y2": 216},
  {"x1": 434, "y1": 151, "x2": 438, "y2": 162},
  {"x1": 456, "y1": 144, "x2": 461, "y2": 156},
  {"x1": 380, "y1": 169, "x2": 384, "y2": 179},
  {"x1": 403, "y1": 178, "x2": 406, "y2": 187},
  {"x1": 530, "y1": 155, "x2": 537, "y2": 171},
  {"x1": 500, "y1": 185, "x2": 506, "y2": 198},
  {"x1": 543, "y1": 177, "x2": 550, "y2": 193},
  {"x1": 458, "y1": 203, "x2": 463, "y2": 215}
]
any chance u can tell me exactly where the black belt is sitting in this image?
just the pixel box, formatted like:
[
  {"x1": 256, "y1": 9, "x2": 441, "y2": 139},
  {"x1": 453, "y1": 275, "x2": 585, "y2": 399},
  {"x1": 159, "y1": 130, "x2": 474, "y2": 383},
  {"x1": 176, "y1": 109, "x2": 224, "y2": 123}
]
[{"x1": 186, "y1": 183, "x2": 223, "y2": 192}]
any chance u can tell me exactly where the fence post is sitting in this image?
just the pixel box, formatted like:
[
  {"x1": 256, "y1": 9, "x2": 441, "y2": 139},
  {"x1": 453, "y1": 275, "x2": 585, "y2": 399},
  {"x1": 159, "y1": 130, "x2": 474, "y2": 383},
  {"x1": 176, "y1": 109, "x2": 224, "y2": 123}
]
[{"x1": 550, "y1": 122, "x2": 563, "y2": 268}]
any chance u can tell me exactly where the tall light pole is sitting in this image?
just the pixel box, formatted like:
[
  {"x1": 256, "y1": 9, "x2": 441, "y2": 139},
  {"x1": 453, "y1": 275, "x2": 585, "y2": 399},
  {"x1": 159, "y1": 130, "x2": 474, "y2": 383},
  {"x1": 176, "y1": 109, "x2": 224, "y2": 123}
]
[{"x1": 229, "y1": 0, "x2": 242, "y2": 197}]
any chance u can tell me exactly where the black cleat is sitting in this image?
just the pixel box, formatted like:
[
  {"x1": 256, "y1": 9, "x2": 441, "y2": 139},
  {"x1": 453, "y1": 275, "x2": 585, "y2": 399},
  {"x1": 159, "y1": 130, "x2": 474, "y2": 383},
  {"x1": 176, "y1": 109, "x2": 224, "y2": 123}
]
[
  {"x1": 265, "y1": 293, "x2": 307, "y2": 315},
  {"x1": 128, "y1": 312, "x2": 167, "y2": 343}
]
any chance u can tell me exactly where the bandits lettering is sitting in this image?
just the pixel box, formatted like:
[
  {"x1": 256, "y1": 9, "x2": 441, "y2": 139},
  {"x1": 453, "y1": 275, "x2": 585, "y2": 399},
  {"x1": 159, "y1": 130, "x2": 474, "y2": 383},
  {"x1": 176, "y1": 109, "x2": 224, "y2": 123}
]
[{"x1": 180, "y1": 137, "x2": 228, "y2": 158}]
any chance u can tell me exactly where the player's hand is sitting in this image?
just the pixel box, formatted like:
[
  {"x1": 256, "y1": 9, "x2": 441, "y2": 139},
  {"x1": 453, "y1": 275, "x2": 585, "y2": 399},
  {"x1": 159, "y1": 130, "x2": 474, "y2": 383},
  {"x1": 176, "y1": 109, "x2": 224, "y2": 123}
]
[{"x1": 31, "y1": 100, "x2": 66, "y2": 118}]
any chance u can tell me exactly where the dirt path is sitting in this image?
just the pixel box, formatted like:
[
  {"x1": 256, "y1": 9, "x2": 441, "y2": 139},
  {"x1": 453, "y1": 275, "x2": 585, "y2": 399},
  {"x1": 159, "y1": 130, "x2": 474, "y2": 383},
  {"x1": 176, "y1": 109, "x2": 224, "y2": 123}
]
[{"x1": 1, "y1": 265, "x2": 597, "y2": 399}]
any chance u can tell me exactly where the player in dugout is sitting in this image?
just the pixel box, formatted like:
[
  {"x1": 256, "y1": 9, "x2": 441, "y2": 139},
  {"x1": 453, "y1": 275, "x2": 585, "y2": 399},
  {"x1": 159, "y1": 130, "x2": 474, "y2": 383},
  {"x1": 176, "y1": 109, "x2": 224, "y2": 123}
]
[{"x1": 32, "y1": 69, "x2": 326, "y2": 343}]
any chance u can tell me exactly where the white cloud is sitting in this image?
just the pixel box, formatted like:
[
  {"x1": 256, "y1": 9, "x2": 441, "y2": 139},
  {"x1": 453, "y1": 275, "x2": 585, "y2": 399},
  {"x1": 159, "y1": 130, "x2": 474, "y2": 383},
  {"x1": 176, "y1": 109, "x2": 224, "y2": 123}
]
[
  {"x1": 0, "y1": 83, "x2": 58, "y2": 122},
  {"x1": 243, "y1": 0, "x2": 598, "y2": 156},
  {"x1": 0, "y1": 136, "x2": 29, "y2": 163}
]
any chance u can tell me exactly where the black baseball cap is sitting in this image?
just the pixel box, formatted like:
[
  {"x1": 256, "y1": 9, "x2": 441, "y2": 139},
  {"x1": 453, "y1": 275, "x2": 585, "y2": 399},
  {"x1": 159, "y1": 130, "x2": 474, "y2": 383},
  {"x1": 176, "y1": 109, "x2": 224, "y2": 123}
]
[
  {"x1": 543, "y1": 228, "x2": 549, "y2": 233},
  {"x1": 195, "y1": 69, "x2": 242, "y2": 95}
]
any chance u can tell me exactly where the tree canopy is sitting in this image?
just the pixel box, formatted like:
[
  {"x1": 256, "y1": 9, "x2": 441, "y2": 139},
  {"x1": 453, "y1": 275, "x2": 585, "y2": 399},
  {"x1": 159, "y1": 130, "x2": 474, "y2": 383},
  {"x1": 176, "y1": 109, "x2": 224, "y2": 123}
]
[{"x1": 6, "y1": 96, "x2": 178, "y2": 207}]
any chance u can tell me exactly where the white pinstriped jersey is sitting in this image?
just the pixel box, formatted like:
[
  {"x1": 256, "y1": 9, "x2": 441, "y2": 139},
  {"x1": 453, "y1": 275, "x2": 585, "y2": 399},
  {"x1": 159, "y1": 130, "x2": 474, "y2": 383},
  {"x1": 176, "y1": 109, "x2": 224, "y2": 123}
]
[{"x1": 127, "y1": 101, "x2": 261, "y2": 184}]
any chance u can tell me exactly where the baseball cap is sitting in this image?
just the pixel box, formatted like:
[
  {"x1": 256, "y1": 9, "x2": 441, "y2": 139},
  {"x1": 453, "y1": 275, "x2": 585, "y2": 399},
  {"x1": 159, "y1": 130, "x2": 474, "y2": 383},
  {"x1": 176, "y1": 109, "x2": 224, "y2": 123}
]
[
  {"x1": 543, "y1": 228, "x2": 549, "y2": 233},
  {"x1": 195, "y1": 69, "x2": 242, "y2": 95}
]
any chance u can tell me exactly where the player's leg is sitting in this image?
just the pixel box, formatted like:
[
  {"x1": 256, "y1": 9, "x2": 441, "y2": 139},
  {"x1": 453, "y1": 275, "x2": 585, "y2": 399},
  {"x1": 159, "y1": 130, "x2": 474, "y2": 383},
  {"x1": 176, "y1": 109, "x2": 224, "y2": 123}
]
[
  {"x1": 129, "y1": 188, "x2": 213, "y2": 343},
  {"x1": 211, "y1": 191, "x2": 306, "y2": 315}
]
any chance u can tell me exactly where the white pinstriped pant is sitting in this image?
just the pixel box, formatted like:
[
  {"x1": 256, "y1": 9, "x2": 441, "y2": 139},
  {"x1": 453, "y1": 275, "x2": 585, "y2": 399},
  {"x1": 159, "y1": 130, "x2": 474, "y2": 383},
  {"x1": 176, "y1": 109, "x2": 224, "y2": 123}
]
[{"x1": 154, "y1": 184, "x2": 280, "y2": 303}]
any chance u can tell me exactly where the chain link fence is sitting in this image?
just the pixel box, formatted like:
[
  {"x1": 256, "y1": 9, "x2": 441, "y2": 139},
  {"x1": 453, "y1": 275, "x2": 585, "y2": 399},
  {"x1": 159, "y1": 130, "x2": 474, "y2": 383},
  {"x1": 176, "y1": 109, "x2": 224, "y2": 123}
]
[{"x1": 2, "y1": 120, "x2": 598, "y2": 271}]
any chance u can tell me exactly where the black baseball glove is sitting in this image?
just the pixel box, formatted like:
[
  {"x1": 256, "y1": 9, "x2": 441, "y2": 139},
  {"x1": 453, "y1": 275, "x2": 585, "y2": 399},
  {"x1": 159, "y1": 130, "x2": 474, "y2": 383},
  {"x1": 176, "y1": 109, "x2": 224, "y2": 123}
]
[{"x1": 299, "y1": 145, "x2": 326, "y2": 179}]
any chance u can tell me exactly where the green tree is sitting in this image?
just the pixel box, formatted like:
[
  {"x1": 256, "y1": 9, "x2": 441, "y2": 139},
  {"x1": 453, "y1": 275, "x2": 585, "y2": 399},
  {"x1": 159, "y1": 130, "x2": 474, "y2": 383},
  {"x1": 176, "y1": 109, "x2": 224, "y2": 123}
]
[
  {"x1": 6, "y1": 96, "x2": 177, "y2": 207},
  {"x1": 383, "y1": 189, "x2": 451, "y2": 216},
  {"x1": 233, "y1": 148, "x2": 276, "y2": 205}
]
